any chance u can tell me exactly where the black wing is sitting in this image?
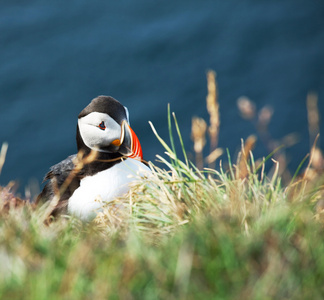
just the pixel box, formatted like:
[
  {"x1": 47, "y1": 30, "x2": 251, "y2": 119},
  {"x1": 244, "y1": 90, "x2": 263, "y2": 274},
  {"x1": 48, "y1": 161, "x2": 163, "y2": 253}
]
[{"x1": 36, "y1": 154, "x2": 81, "y2": 216}]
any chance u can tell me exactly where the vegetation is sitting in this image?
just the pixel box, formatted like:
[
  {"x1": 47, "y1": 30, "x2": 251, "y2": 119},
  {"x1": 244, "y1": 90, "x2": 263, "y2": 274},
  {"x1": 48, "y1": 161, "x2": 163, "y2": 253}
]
[{"x1": 0, "y1": 72, "x2": 323, "y2": 299}]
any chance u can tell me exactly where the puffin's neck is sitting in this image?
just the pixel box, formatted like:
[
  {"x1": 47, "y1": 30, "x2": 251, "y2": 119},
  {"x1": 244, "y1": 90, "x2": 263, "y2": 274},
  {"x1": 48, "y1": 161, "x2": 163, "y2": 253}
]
[{"x1": 81, "y1": 151, "x2": 124, "y2": 176}]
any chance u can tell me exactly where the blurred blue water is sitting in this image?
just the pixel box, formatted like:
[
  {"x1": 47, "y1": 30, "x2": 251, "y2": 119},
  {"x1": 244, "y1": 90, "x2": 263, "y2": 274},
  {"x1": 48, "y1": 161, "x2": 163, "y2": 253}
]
[{"x1": 0, "y1": 0, "x2": 323, "y2": 194}]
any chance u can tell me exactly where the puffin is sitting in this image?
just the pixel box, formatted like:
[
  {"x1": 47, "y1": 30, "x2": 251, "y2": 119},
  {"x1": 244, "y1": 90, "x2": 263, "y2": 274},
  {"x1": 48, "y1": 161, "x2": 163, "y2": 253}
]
[{"x1": 36, "y1": 96, "x2": 151, "y2": 221}]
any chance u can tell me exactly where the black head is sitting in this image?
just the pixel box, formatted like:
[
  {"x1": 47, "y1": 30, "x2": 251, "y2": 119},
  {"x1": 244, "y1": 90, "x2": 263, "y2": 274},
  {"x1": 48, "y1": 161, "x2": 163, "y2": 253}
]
[
  {"x1": 76, "y1": 95, "x2": 142, "y2": 161},
  {"x1": 78, "y1": 96, "x2": 129, "y2": 124}
]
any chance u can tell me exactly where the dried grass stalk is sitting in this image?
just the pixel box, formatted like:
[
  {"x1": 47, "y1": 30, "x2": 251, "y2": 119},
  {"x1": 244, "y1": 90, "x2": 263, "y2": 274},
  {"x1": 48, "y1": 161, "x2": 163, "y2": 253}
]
[
  {"x1": 0, "y1": 142, "x2": 8, "y2": 175},
  {"x1": 307, "y1": 92, "x2": 320, "y2": 145},
  {"x1": 237, "y1": 97, "x2": 256, "y2": 120},
  {"x1": 237, "y1": 135, "x2": 257, "y2": 179},
  {"x1": 205, "y1": 148, "x2": 223, "y2": 165},
  {"x1": 206, "y1": 70, "x2": 220, "y2": 152},
  {"x1": 191, "y1": 117, "x2": 207, "y2": 170}
]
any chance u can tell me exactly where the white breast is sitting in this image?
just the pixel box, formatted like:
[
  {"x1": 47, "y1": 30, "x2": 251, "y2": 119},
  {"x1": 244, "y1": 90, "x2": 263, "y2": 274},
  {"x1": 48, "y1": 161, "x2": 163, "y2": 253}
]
[{"x1": 67, "y1": 158, "x2": 151, "y2": 221}]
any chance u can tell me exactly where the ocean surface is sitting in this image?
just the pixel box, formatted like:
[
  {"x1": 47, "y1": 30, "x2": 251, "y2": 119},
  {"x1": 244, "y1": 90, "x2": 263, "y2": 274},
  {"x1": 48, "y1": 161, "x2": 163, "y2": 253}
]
[{"x1": 0, "y1": 0, "x2": 323, "y2": 196}]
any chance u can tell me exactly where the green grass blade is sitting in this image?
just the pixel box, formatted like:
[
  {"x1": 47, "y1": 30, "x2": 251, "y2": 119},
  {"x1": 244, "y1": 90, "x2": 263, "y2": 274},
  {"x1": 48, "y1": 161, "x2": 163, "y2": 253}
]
[
  {"x1": 226, "y1": 148, "x2": 235, "y2": 180},
  {"x1": 168, "y1": 104, "x2": 177, "y2": 162},
  {"x1": 254, "y1": 145, "x2": 285, "y2": 174},
  {"x1": 149, "y1": 121, "x2": 173, "y2": 155},
  {"x1": 172, "y1": 112, "x2": 189, "y2": 167},
  {"x1": 289, "y1": 153, "x2": 309, "y2": 185}
]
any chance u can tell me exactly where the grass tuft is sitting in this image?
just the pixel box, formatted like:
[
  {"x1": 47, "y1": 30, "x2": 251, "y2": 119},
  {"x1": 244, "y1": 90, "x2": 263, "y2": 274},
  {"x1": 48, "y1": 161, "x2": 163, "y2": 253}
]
[{"x1": 1, "y1": 74, "x2": 324, "y2": 299}]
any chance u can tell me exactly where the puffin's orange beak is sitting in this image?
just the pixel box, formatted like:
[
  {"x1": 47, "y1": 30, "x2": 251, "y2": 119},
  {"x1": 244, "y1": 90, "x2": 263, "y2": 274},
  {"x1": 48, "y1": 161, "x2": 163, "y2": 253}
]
[
  {"x1": 128, "y1": 125, "x2": 143, "y2": 160},
  {"x1": 118, "y1": 121, "x2": 143, "y2": 160}
]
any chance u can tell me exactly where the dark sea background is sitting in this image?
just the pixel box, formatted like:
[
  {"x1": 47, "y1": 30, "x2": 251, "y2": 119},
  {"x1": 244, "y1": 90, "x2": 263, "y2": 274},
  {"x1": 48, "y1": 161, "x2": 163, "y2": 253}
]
[{"x1": 0, "y1": 1, "x2": 323, "y2": 196}]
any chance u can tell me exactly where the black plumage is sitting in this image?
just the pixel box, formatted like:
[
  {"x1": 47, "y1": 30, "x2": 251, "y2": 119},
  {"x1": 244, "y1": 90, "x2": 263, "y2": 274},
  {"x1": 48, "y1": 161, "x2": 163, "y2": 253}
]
[{"x1": 36, "y1": 155, "x2": 79, "y2": 216}]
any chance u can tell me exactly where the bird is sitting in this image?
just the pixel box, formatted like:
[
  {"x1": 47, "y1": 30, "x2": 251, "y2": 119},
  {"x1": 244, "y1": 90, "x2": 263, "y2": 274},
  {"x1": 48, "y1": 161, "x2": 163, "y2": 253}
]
[{"x1": 36, "y1": 95, "x2": 151, "y2": 221}]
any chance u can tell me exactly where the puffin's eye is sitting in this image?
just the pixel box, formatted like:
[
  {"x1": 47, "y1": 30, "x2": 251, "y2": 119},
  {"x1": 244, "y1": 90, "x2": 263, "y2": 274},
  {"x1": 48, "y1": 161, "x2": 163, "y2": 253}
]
[{"x1": 98, "y1": 121, "x2": 106, "y2": 130}]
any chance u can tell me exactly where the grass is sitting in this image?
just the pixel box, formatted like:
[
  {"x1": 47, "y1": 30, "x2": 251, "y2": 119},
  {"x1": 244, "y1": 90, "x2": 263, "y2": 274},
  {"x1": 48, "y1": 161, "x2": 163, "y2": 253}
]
[{"x1": 1, "y1": 74, "x2": 324, "y2": 299}]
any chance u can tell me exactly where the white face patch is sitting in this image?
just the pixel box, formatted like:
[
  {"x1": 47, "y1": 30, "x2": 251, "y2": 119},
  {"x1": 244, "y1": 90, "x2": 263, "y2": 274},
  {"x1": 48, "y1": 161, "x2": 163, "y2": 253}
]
[{"x1": 78, "y1": 112, "x2": 122, "y2": 151}]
